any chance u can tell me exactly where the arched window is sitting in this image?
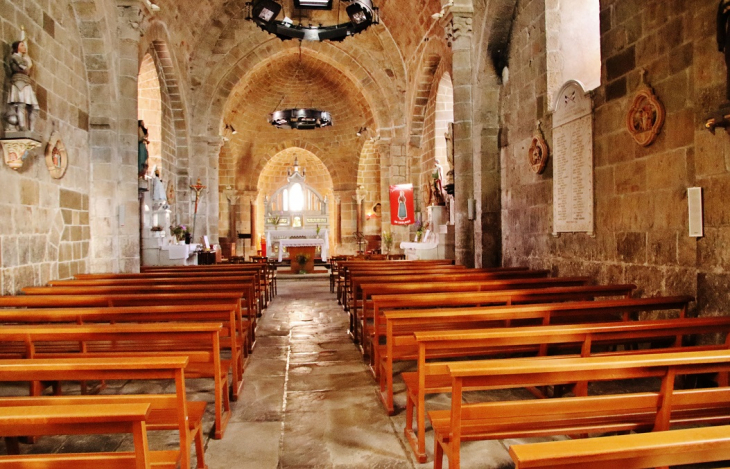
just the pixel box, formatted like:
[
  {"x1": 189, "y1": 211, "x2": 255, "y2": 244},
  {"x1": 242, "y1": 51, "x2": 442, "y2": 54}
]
[
  {"x1": 290, "y1": 183, "x2": 304, "y2": 212},
  {"x1": 546, "y1": 0, "x2": 601, "y2": 109}
]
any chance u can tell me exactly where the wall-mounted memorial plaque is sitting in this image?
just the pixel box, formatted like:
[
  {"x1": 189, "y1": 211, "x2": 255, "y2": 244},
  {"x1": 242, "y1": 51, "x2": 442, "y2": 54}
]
[{"x1": 552, "y1": 80, "x2": 594, "y2": 235}]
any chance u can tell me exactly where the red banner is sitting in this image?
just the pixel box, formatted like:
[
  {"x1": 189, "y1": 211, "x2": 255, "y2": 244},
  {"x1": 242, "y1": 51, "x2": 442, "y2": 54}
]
[{"x1": 389, "y1": 184, "x2": 415, "y2": 225}]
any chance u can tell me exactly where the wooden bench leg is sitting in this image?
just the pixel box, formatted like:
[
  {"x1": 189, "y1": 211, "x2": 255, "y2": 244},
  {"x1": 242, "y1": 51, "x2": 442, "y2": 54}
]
[
  {"x1": 194, "y1": 428, "x2": 208, "y2": 469},
  {"x1": 4, "y1": 437, "x2": 19, "y2": 455},
  {"x1": 433, "y1": 435, "x2": 444, "y2": 469}
]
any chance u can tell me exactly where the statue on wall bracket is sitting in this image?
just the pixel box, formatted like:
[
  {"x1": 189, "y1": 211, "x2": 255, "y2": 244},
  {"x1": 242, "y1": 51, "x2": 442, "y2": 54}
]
[
  {"x1": 528, "y1": 121, "x2": 549, "y2": 174},
  {"x1": 626, "y1": 69, "x2": 665, "y2": 147},
  {"x1": 1, "y1": 27, "x2": 42, "y2": 170}
]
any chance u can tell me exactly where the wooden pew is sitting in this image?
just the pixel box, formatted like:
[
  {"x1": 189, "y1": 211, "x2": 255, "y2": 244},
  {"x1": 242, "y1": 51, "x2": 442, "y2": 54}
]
[
  {"x1": 0, "y1": 322, "x2": 231, "y2": 439},
  {"x1": 377, "y1": 294, "x2": 690, "y2": 416},
  {"x1": 24, "y1": 281, "x2": 257, "y2": 325},
  {"x1": 353, "y1": 276, "x2": 591, "y2": 350},
  {"x1": 406, "y1": 311, "x2": 726, "y2": 462},
  {"x1": 1, "y1": 290, "x2": 250, "y2": 353},
  {"x1": 335, "y1": 259, "x2": 457, "y2": 304},
  {"x1": 370, "y1": 284, "x2": 637, "y2": 376},
  {"x1": 0, "y1": 403, "x2": 175, "y2": 469},
  {"x1": 343, "y1": 267, "x2": 547, "y2": 339},
  {"x1": 139, "y1": 264, "x2": 274, "y2": 307},
  {"x1": 328, "y1": 255, "x2": 348, "y2": 292},
  {"x1": 340, "y1": 266, "x2": 467, "y2": 311},
  {"x1": 0, "y1": 356, "x2": 199, "y2": 469},
  {"x1": 430, "y1": 349, "x2": 730, "y2": 469},
  {"x1": 508, "y1": 424, "x2": 730, "y2": 469},
  {"x1": 66, "y1": 271, "x2": 262, "y2": 316},
  {"x1": 0, "y1": 303, "x2": 245, "y2": 401}
]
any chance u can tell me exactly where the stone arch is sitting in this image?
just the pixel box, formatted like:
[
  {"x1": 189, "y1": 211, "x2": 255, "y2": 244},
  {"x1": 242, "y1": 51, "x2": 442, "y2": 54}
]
[
  {"x1": 407, "y1": 35, "x2": 452, "y2": 149},
  {"x1": 253, "y1": 140, "x2": 340, "y2": 190},
  {"x1": 356, "y1": 139, "x2": 381, "y2": 236},
  {"x1": 255, "y1": 148, "x2": 335, "y2": 247},
  {"x1": 140, "y1": 21, "x2": 192, "y2": 166}
]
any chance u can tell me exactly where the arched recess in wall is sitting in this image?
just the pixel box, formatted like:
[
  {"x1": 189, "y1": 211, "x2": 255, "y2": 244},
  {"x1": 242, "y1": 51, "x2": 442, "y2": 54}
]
[
  {"x1": 138, "y1": 53, "x2": 162, "y2": 177},
  {"x1": 545, "y1": 0, "x2": 601, "y2": 108},
  {"x1": 356, "y1": 139, "x2": 380, "y2": 236},
  {"x1": 434, "y1": 73, "x2": 454, "y2": 187},
  {"x1": 137, "y1": 39, "x2": 188, "y2": 225},
  {"x1": 256, "y1": 148, "x2": 335, "y2": 249}
]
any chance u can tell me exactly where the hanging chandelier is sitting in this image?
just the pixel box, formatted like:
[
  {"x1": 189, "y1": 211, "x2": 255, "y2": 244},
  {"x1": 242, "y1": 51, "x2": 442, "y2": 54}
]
[
  {"x1": 269, "y1": 108, "x2": 332, "y2": 129},
  {"x1": 247, "y1": 0, "x2": 378, "y2": 42},
  {"x1": 267, "y1": 42, "x2": 332, "y2": 130}
]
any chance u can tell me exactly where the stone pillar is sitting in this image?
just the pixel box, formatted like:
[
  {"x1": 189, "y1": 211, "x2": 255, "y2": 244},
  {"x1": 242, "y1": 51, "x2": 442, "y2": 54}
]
[
  {"x1": 380, "y1": 139, "x2": 408, "y2": 247},
  {"x1": 334, "y1": 189, "x2": 357, "y2": 254},
  {"x1": 443, "y1": 6, "x2": 475, "y2": 267},
  {"x1": 189, "y1": 136, "x2": 223, "y2": 244},
  {"x1": 335, "y1": 195, "x2": 342, "y2": 245},
  {"x1": 114, "y1": 0, "x2": 154, "y2": 273}
]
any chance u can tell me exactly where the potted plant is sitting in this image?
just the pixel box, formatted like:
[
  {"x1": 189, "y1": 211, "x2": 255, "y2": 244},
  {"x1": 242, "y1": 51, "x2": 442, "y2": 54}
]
[
  {"x1": 295, "y1": 253, "x2": 310, "y2": 274},
  {"x1": 414, "y1": 220, "x2": 429, "y2": 242},
  {"x1": 170, "y1": 224, "x2": 190, "y2": 243},
  {"x1": 381, "y1": 230, "x2": 393, "y2": 253}
]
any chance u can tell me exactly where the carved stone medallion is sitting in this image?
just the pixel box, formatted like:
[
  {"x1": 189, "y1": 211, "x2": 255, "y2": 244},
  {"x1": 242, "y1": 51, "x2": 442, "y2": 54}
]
[
  {"x1": 528, "y1": 122, "x2": 549, "y2": 174},
  {"x1": 44, "y1": 131, "x2": 68, "y2": 179},
  {"x1": 626, "y1": 70, "x2": 665, "y2": 147}
]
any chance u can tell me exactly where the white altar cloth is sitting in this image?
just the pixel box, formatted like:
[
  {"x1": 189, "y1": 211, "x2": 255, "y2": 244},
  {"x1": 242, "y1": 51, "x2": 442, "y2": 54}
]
[{"x1": 276, "y1": 238, "x2": 327, "y2": 262}]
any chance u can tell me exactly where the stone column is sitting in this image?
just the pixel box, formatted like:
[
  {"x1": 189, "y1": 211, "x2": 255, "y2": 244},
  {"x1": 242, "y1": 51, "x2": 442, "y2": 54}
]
[
  {"x1": 189, "y1": 136, "x2": 223, "y2": 244},
  {"x1": 335, "y1": 195, "x2": 342, "y2": 245},
  {"x1": 115, "y1": 0, "x2": 154, "y2": 272},
  {"x1": 443, "y1": 5, "x2": 475, "y2": 267},
  {"x1": 380, "y1": 139, "x2": 408, "y2": 247},
  {"x1": 334, "y1": 189, "x2": 356, "y2": 253}
]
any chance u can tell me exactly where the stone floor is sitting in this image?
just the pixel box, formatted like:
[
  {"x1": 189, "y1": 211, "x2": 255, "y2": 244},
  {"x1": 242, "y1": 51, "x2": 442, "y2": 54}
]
[
  {"x1": 201, "y1": 277, "x2": 528, "y2": 469},
  {"x1": 2, "y1": 277, "x2": 727, "y2": 468}
]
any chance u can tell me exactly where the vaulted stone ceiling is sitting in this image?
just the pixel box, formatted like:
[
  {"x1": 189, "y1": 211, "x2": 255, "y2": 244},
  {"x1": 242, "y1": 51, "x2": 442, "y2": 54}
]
[{"x1": 143, "y1": 0, "x2": 518, "y2": 192}]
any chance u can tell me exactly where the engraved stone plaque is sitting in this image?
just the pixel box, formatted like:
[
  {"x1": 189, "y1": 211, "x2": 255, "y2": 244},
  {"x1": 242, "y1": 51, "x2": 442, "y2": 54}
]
[{"x1": 552, "y1": 80, "x2": 594, "y2": 235}]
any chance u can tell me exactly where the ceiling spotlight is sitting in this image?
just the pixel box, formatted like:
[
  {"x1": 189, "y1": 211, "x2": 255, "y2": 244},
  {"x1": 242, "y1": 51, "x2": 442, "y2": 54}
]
[
  {"x1": 251, "y1": 0, "x2": 281, "y2": 24},
  {"x1": 346, "y1": 0, "x2": 374, "y2": 26}
]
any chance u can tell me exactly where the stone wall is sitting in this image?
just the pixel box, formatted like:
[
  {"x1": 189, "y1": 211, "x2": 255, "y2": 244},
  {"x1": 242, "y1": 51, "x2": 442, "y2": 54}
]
[
  {"x1": 500, "y1": 0, "x2": 728, "y2": 315},
  {"x1": 0, "y1": 2, "x2": 92, "y2": 293}
]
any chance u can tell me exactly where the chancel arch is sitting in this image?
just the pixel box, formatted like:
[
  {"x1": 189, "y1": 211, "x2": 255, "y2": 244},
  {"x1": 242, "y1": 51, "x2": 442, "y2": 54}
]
[{"x1": 256, "y1": 148, "x2": 334, "y2": 252}]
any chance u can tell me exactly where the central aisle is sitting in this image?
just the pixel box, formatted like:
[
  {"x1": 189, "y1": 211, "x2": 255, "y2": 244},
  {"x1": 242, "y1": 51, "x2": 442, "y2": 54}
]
[{"x1": 203, "y1": 277, "x2": 513, "y2": 469}]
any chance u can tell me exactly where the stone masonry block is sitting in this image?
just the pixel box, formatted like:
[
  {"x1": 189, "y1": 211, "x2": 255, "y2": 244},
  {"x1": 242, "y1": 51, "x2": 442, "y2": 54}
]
[{"x1": 616, "y1": 231, "x2": 647, "y2": 264}]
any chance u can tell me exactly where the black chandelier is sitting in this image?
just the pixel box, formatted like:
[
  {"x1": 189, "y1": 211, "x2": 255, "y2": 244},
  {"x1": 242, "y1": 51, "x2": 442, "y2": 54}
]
[
  {"x1": 268, "y1": 108, "x2": 332, "y2": 130},
  {"x1": 247, "y1": 0, "x2": 378, "y2": 42}
]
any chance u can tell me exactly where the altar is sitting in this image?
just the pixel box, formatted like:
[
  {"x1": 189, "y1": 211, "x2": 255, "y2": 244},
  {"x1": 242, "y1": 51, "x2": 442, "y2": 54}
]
[
  {"x1": 276, "y1": 238, "x2": 326, "y2": 263},
  {"x1": 266, "y1": 229, "x2": 329, "y2": 262}
]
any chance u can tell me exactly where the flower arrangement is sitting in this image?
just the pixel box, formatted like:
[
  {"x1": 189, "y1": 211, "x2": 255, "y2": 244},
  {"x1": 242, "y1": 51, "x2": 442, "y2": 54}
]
[
  {"x1": 170, "y1": 223, "x2": 190, "y2": 241},
  {"x1": 316, "y1": 224, "x2": 321, "y2": 236},
  {"x1": 414, "y1": 219, "x2": 430, "y2": 241},
  {"x1": 295, "y1": 253, "x2": 310, "y2": 274},
  {"x1": 381, "y1": 230, "x2": 393, "y2": 253}
]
